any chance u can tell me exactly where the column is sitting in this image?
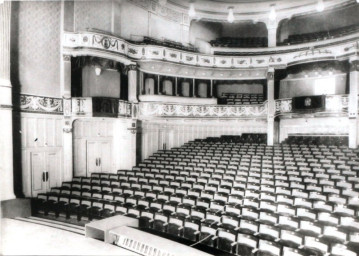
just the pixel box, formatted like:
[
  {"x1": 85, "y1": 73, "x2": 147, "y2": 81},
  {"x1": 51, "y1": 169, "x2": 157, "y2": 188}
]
[
  {"x1": 210, "y1": 80, "x2": 213, "y2": 98},
  {"x1": 138, "y1": 71, "x2": 144, "y2": 95},
  {"x1": 267, "y1": 68, "x2": 276, "y2": 146},
  {"x1": 126, "y1": 65, "x2": 138, "y2": 167},
  {"x1": 349, "y1": 57, "x2": 359, "y2": 148},
  {"x1": 127, "y1": 64, "x2": 138, "y2": 102},
  {"x1": 0, "y1": 1, "x2": 16, "y2": 201},
  {"x1": 61, "y1": 55, "x2": 73, "y2": 182},
  {"x1": 192, "y1": 79, "x2": 196, "y2": 97},
  {"x1": 267, "y1": 21, "x2": 278, "y2": 47},
  {"x1": 175, "y1": 77, "x2": 178, "y2": 96}
]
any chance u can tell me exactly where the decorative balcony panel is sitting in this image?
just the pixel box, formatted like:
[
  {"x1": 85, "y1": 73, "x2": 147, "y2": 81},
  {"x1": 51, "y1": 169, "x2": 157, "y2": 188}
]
[
  {"x1": 63, "y1": 31, "x2": 359, "y2": 73},
  {"x1": 72, "y1": 97, "x2": 132, "y2": 118},
  {"x1": 139, "y1": 102, "x2": 268, "y2": 119},
  {"x1": 275, "y1": 95, "x2": 349, "y2": 116},
  {"x1": 20, "y1": 94, "x2": 63, "y2": 114}
]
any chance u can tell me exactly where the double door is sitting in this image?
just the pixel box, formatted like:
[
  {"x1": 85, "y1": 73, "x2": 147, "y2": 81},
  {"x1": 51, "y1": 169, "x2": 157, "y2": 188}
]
[
  {"x1": 87, "y1": 140, "x2": 112, "y2": 175},
  {"x1": 30, "y1": 151, "x2": 60, "y2": 197}
]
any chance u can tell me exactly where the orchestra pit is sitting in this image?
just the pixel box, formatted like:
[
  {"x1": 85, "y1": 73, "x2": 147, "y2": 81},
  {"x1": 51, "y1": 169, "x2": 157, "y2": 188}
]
[{"x1": 2, "y1": 0, "x2": 359, "y2": 255}]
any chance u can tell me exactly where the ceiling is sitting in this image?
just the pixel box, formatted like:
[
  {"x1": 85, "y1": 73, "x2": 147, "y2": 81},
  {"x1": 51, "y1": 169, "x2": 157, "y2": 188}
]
[{"x1": 167, "y1": 0, "x2": 354, "y2": 23}]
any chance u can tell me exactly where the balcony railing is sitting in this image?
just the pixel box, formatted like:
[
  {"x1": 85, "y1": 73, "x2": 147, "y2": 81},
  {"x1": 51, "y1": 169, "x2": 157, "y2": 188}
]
[
  {"x1": 275, "y1": 94, "x2": 349, "y2": 116},
  {"x1": 138, "y1": 102, "x2": 268, "y2": 119},
  {"x1": 72, "y1": 97, "x2": 132, "y2": 117},
  {"x1": 63, "y1": 31, "x2": 359, "y2": 70}
]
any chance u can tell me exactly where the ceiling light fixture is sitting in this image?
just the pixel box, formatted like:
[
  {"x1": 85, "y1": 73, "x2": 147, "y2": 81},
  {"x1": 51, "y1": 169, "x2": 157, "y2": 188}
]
[
  {"x1": 188, "y1": 3, "x2": 196, "y2": 18},
  {"x1": 316, "y1": 0, "x2": 324, "y2": 12},
  {"x1": 95, "y1": 67, "x2": 102, "y2": 76},
  {"x1": 269, "y1": 5, "x2": 276, "y2": 21},
  {"x1": 227, "y1": 7, "x2": 234, "y2": 23}
]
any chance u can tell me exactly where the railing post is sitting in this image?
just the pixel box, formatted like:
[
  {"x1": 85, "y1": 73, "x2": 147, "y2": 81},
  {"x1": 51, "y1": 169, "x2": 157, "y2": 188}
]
[{"x1": 349, "y1": 57, "x2": 359, "y2": 148}]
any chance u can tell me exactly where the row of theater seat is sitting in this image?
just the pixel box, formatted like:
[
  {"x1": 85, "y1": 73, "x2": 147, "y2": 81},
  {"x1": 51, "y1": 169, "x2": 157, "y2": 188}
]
[
  {"x1": 142, "y1": 36, "x2": 197, "y2": 52},
  {"x1": 34, "y1": 135, "x2": 359, "y2": 256},
  {"x1": 278, "y1": 24, "x2": 359, "y2": 46},
  {"x1": 284, "y1": 136, "x2": 349, "y2": 147},
  {"x1": 218, "y1": 93, "x2": 264, "y2": 105},
  {"x1": 210, "y1": 37, "x2": 268, "y2": 48}
]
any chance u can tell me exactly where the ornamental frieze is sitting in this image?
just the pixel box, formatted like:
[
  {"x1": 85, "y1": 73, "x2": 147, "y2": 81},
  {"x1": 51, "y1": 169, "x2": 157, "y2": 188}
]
[
  {"x1": 63, "y1": 31, "x2": 359, "y2": 71},
  {"x1": 20, "y1": 94, "x2": 63, "y2": 114},
  {"x1": 139, "y1": 102, "x2": 268, "y2": 118}
]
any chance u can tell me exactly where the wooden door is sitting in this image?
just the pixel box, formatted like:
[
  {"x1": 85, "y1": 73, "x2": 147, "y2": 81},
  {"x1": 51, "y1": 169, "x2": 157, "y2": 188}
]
[
  {"x1": 46, "y1": 152, "x2": 60, "y2": 190},
  {"x1": 31, "y1": 152, "x2": 46, "y2": 197},
  {"x1": 87, "y1": 141, "x2": 100, "y2": 175},
  {"x1": 99, "y1": 141, "x2": 112, "y2": 173}
]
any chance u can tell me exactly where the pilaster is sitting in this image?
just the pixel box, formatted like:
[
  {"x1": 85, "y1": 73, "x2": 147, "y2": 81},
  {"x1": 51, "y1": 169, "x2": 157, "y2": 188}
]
[
  {"x1": 0, "y1": 1, "x2": 16, "y2": 201},
  {"x1": 267, "y1": 67, "x2": 276, "y2": 146},
  {"x1": 349, "y1": 57, "x2": 359, "y2": 148}
]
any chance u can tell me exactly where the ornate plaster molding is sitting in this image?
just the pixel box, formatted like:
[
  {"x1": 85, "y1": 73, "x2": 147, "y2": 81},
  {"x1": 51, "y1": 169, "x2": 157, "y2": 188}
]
[
  {"x1": 20, "y1": 94, "x2": 63, "y2": 114},
  {"x1": 139, "y1": 102, "x2": 268, "y2": 119},
  {"x1": 63, "y1": 31, "x2": 359, "y2": 74}
]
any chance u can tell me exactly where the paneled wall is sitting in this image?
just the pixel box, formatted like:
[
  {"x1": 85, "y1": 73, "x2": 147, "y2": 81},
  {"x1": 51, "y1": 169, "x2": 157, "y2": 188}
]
[
  {"x1": 140, "y1": 119, "x2": 267, "y2": 160},
  {"x1": 73, "y1": 118, "x2": 136, "y2": 175},
  {"x1": 18, "y1": 113, "x2": 63, "y2": 197},
  {"x1": 11, "y1": 1, "x2": 61, "y2": 97},
  {"x1": 279, "y1": 117, "x2": 349, "y2": 142}
]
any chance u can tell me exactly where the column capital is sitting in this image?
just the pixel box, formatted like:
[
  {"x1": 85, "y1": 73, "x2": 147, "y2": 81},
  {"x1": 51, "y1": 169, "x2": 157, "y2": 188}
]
[
  {"x1": 126, "y1": 64, "x2": 137, "y2": 71},
  {"x1": 63, "y1": 54, "x2": 72, "y2": 62},
  {"x1": 267, "y1": 68, "x2": 275, "y2": 80},
  {"x1": 349, "y1": 59, "x2": 359, "y2": 72},
  {"x1": 266, "y1": 19, "x2": 278, "y2": 31}
]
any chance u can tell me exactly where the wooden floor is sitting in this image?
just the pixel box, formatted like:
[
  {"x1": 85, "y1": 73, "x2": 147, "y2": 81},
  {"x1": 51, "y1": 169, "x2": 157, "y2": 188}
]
[{"x1": 0, "y1": 218, "x2": 139, "y2": 255}]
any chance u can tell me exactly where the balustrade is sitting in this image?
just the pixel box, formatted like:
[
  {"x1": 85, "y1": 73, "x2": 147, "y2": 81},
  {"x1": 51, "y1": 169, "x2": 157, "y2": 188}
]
[
  {"x1": 138, "y1": 101, "x2": 268, "y2": 119},
  {"x1": 275, "y1": 95, "x2": 349, "y2": 116}
]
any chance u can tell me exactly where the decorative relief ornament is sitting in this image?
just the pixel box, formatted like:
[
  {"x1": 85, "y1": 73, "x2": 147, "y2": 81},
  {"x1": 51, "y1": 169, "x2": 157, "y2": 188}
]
[
  {"x1": 139, "y1": 102, "x2": 268, "y2": 118},
  {"x1": 20, "y1": 94, "x2": 63, "y2": 114},
  {"x1": 63, "y1": 55, "x2": 71, "y2": 62},
  {"x1": 267, "y1": 71, "x2": 275, "y2": 80}
]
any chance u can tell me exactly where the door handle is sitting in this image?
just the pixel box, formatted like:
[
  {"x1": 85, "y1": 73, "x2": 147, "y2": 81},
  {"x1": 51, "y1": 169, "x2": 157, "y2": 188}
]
[
  {"x1": 42, "y1": 172, "x2": 45, "y2": 182},
  {"x1": 99, "y1": 158, "x2": 101, "y2": 166},
  {"x1": 96, "y1": 158, "x2": 98, "y2": 166},
  {"x1": 46, "y1": 172, "x2": 49, "y2": 182}
]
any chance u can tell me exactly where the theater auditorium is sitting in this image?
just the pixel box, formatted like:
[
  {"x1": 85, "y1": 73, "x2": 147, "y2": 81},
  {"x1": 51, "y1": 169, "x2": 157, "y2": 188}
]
[{"x1": 2, "y1": 0, "x2": 359, "y2": 255}]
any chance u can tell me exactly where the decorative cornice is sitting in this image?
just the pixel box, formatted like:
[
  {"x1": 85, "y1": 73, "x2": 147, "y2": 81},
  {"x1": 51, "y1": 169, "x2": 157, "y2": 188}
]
[{"x1": 19, "y1": 94, "x2": 63, "y2": 114}]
